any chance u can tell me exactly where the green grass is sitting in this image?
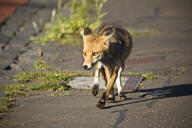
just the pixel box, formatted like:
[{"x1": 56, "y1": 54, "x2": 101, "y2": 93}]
[
  {"x1": 142, "y1": 73, "x2": 155, "y2": 79},
  {"x1": 0, "y1": 86, "x2": 25, "y2": 114},
  {"x1": 62, "y1": 70, "x2": 93, "y2": 76},
  {"x1": 0, "y1": 97, "x2": 13, "y2": 113},
  {"x1": 31, "y1": 0, "x2": 108, "y2": 45},
  {"x1": 15, "y1": 72, "x2": 42, "y2": 83},
  {"x1": 128, "y1": 28, "x2": 158, "y2": 37},
  {"x1": 29, "y1": 82, "x2": 71, "y2": 91},
  {"x1": 123, "y1": 72, "x2": 155, "y2": 79},
  {"x1": 13, "y1": 70, "x2": 93, "y2": 92},
  {"x1": 0, "y1": 71, "x2": 73, "y2": 113},
  {"x1": 5, "y1": 85, "x2": 29, "y2": 98},
  {"x1": 14, "y1": 71, "x2": 92, "y2": 92},
  {"x1": 28, "y1": 72, "x2": 72, "y2": 91},
  {"x1": 34, "y1": 58, "x2": 50, "y2": 71}
]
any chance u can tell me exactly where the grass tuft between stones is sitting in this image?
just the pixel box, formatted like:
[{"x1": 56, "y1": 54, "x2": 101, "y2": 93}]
[{"x1": 0, "y1": 72, "x2": 74, "y2": 114}]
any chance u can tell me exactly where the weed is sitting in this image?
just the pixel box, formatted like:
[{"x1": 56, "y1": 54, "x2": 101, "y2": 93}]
[
  {"x1": 51, "y1": 92, "x2": 69, "y2": 96},
  {"x1": 128, "y1": 28, "x2": 158, "y2": 37},
  {"x1": 15, "y1": 72, "x2": 42, "y2": 83},
  {"x1": 0, "y1": 85, "x2": 29, "y2": 113},
  {"x1": 123, "y1": 72, "x2": 155, "y2": 79},
  {"x1": 29, "y1": 82, "x2": 71, "y2": 91},
  {"x1": 0, "y1": 101, "x2": 9, "y2": 113},
  {"x1": 34, "y1": 58, "x2": 50, "y2": 71},
  {"x1": 14, "y1": 72, "x2": 72, "y2": 92},
  {"x1": 0, "y1": 71, "x2": 83, "y2": 114},
  {"x1": 32, "y1": 21, "x2": 39, "y2": 33},
  {"x1": 62, "y1": 70, "x2": 93, "y2": 76},
  {"x1": 31, "y1": 0, "x2": 108, "y2": 45},
  {"x1": 0, "y1": 85, "x2": 28, "y2": 114},
  {"x1": 5, "y1": 85, "x2": 29, "y2": 98},
  {"x1": 40, "y1": 72, "x2": 71, "y2": 82},
  {"x1": 142, "y1": 73, "x2": 155, "y2": 79},
  {"x1": 0, "y1": 97, "x2": 13, "y2": 113}
]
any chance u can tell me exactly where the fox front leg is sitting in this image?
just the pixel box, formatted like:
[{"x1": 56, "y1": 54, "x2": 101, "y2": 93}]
[
  {"x1": 92, "y1": 63, "x2": 101, "y2": 96},
  {"x1": 96, "y1": 66, "x2": 119, "y2": 109}
]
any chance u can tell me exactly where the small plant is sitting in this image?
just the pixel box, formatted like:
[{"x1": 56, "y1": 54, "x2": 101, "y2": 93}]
[
  {"x1": 142, "y1": 73, "x2": 155, "y2": 79},
  {"x1": 0, "y1": 71, "x2": 82, "y2": 115},
  {"x1": 0, "y1": 97, "x2": 13, "y2": 113},
  {"x1": 31, "y1": 0, "x2": 108, "y2": 45},
  {"x1": 15, "y1": 72, "x2": 42, "y2": 83},
  {"x1": 29, "y1": 82, "x2": 71, "y2": 91},
  {"x1": 34, "y1": 49, "x2": 50, "y2": 71},
  {"x1": 123, "y1": 72, "x2": 155, "y2": 79},
  {"x1": 14, "y1": 72, "x2": 72, "y2": 91},
  {"x1": 128, "y1": 28, "x2": 158, "y2": 36},
  {"x1": 62, "y1": 70, "x2": 93, "y2": 76},
  {"x1": 39, "y1": 72, "x2": 71, "y2": 84},
  {"x1": 35, "y1": 58, "x2": 50, "y2": 71},
  {"x1": 5, "y1": 85, "x2": 29, "y2": 98}
]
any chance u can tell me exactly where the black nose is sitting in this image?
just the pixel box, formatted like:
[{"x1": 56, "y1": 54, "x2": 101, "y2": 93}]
[{"x1": 83, "y1": 65, "x2": 88, "y2": 70}]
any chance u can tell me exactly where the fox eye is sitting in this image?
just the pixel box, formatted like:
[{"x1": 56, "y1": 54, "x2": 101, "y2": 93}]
[
  {"x1": 92, "y1": 52, "x2": 98, "y2": 56},
  {"x1": 83, "y1": 52, "x2": 86, "y2": 56}
]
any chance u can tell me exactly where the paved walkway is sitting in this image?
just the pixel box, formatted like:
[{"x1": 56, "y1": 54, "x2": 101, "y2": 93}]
[{"x1": 0, "y1": 0, "x2": 192, "y2": 127}]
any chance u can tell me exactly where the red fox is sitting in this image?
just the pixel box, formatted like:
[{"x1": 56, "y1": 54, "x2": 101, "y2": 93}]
[{"x1": 81, "y1": 24, "x2": 132, "y2": 108}]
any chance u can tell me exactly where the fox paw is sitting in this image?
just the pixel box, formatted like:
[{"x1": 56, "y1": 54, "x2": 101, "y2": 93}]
[
  {"x1": 106, "y1": 96, "x2": 115, "y2": 103},
  {"x1": 119, "y1": 92, "x2": 127, "y2": 101},
  {"x1": 92, "y1": 84, "x2": 99, "y2": 96},
  {"x1": 96, "y1": 100, "x2": 105, "y2": 109},
  {"x1": 106, "y1": 98, "x2": 115, "y2": 103}
]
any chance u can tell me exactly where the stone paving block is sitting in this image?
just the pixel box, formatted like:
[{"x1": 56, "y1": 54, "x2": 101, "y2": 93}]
[
  {"x1": 11, "y1": 45, "x2": 39, "y2": 72},
  {"x1": 0, "y1": 90, "x2": 7, "y2": 98},
  {"x1": 0, "y1": 60, "x2": 12, "y2": 70},
  {"x1": 5, "y1": 0, "x2": 58, "y2": 47},
  {"x1": 0, "y1": 0, "x2": 59, "y2": 75},
  {"x1": 45, "y1": 0, "x2": 61, "y2": 10},
  {"x1": 27, "y1": 0, "x2": 46, "y2": 9},
  {"x1": 9, "y1": 34, "x2": 30, "y2": 46},
  {"x1": 0, "y1": 50, "x2": 19, "y2": 61},
  {"x1": 1, "y1": 25, "x2": 18, "y2": 37},
  {"x1": 12, "y1": 0, "x2": 46, "y2": 18},
  {"x1": 1, "y1": 0, "x2": 46, "y2": 37},
  {"x1": 0, "y1": 32, "x2": 9, "y2": 45},
  {"x1": 0, "y1": 70, "x2": 18, "y2": 85}
]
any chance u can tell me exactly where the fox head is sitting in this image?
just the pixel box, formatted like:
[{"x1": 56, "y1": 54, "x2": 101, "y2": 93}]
[{"x1": 81, "y1": 27, "x2": 113, "y2": 70}]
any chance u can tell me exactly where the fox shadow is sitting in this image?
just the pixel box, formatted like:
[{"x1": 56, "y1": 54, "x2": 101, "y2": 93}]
[{"x1": 104, "y1": 83, "x2": 192, "y2": 109}]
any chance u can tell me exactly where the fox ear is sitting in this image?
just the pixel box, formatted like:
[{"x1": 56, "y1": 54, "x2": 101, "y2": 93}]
[
  {"x1": 103, "y1": 30, "x2": 115, "y2": 46},
  {"x1": 80, "y1": 27, "x2": 92, "y2": 44},
  {"x1": 80, "y1": 27, "x2": 92, "y2": 36}
]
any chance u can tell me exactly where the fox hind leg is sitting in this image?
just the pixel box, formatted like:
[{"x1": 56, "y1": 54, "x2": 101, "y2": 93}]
[
  {"x1": 106, "y1": 87, "x2": 115, "y2": 103},
  {"x1": 97, "y1": 66, "x2": 119, "y2": 108},
  {"x1": 116, "y1": 66, "x2": 127, "y2": 100},
  {"x1": 101, "y1": 66, "x2": 115, "y2": 103}
]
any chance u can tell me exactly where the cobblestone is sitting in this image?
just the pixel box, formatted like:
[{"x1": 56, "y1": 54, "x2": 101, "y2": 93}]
[
  {"x1": 0, "y1": 0, "x2": 60, "y2": 72},
  {"x1": 0, "y1": 32, "x2": 9, "y2": 45}
]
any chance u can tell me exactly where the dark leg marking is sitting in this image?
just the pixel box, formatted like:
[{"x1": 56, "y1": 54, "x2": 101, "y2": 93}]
[
  {"x1": 92, "y1": 84, "x2": 99, "y2": 96},
  {"x1": 119, "y1": 91, "x2": 127, "y2": 101},
  {"x1": 96, "y1": 92, "x2": 106, "y2": 109}
]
